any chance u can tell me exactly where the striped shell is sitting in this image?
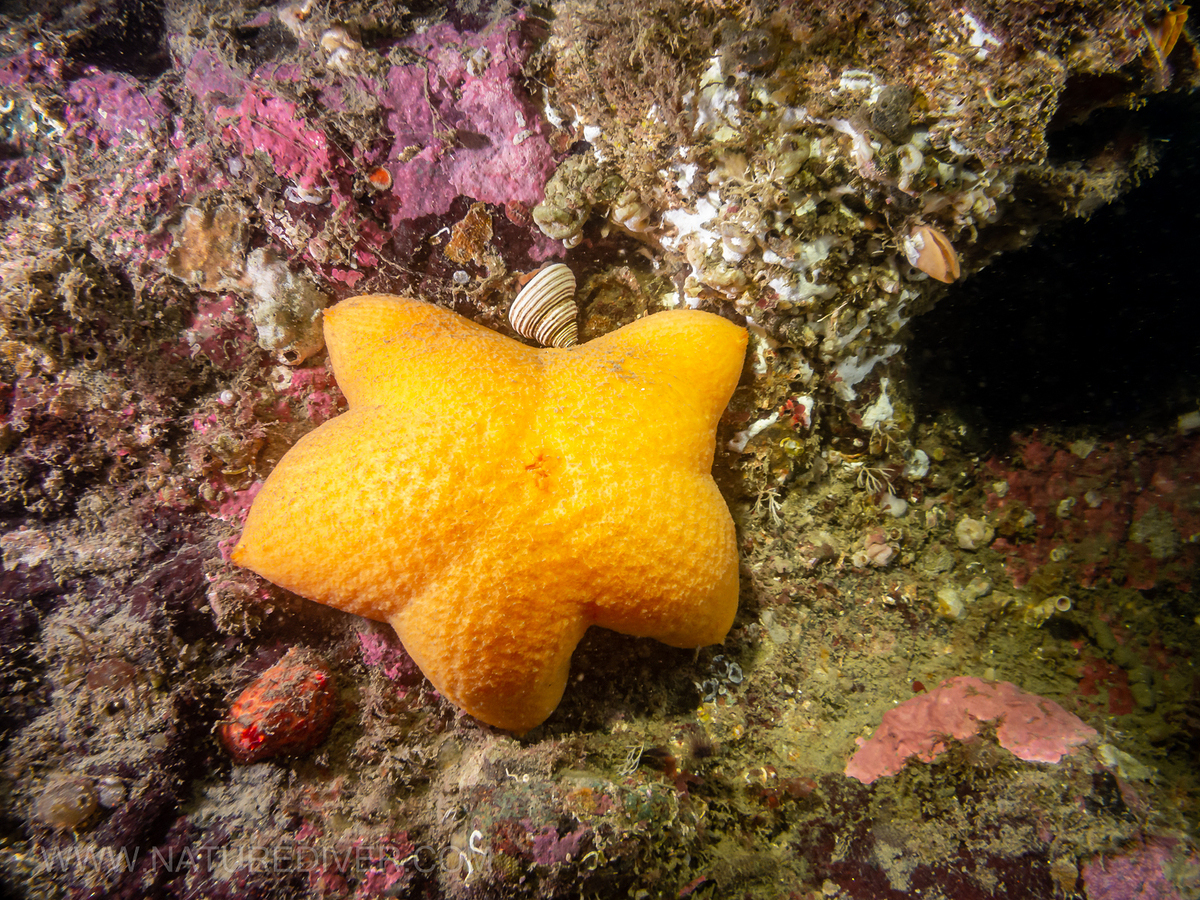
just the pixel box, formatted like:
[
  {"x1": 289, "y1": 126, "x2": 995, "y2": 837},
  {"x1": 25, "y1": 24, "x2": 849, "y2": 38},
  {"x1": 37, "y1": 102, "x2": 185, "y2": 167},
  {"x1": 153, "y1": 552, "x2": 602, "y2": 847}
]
[{"x1": 508, "y1": 264, "x2": 578, "y2": 348}]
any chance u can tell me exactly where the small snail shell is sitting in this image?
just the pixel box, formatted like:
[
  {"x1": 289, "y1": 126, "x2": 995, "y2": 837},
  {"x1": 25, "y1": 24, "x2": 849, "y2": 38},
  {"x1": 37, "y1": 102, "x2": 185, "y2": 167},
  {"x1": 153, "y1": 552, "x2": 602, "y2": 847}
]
[
  {"x1": 905, "y1": 224, "x2": 960, "y2": 283},
  {"x1": 508, "y1": 264, "x2": 578, "y2": 348}
]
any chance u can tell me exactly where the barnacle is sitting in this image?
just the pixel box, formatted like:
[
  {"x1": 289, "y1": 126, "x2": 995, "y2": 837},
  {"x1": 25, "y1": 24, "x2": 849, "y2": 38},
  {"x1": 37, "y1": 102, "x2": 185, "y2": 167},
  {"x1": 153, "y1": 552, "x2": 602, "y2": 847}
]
[
  {"x1": 532, "y1": 154, "x2": 600, "y2": 245},
  {"x1": 904, "y1": 224, "x2": 961, "y2": 283},
  {"x1": 1143, "y1": 4, "x2": 1191, "y2": 87}
]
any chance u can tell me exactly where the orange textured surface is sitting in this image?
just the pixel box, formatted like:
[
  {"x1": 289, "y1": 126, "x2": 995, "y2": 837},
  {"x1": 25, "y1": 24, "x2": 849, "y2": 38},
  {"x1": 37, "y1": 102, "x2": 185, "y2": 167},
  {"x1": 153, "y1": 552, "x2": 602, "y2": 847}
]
[{"x1": 232, "y1": 295, "x2": 747, "y2": 732}]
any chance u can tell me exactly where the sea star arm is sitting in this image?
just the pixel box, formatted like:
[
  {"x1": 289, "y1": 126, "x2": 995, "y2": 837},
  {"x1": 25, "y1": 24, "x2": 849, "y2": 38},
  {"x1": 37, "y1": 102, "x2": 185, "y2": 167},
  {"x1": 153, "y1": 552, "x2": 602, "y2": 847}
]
[
  {"x1": 529, "y1": 310, "x2": 745, "y2": 646},
  {"x1": 390, "y1": 573, "x2": 591, "y2": 734},
  {"x1": 561, "y1": 310, "x2": 747, "y2": 467},
  {"x1": 324, "y1": 295, "x2": 534, "y2": 410},
  {"x1": 573, "y1": 473, "x2": 740, "y2": 647}
]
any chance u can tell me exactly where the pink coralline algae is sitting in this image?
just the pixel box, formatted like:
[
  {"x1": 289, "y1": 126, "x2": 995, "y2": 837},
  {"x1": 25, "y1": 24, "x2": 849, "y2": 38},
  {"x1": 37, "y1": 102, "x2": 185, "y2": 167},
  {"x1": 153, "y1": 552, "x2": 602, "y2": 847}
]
[
  {"x1": 845, "y1": 676, "x2": 1097, "y2": 785},
  {"x1": 286, "y1": 367, "x2": 343, "y2": 425},
  {"x1": 176, "y1": 295, "x2": 252, "y2": 369},
  {"x1": 184, "y1": 15, "x2": 558, "y2": 224},
  {"x1": 63, "y1": 68, "x2": 168, "y2": 144},
  {"x1": 214, "y1": 89, "x2": 339, "y2": 195},
  {"x1": 357, "y1": 630, "x2": 423, "y2": 689},
  {"x1": 0, "y1": 50, "x2": 179, "y2": 228},
  {"x1": 177, "y1": 13, "x2": 563, "y2": 286},
  {"x1": 376, "y1": 20, "x2": 558, "y2": 224},
  {"x1": 1082, "y1": 837, "x2": 1200, "y2": 900},
  {"x1": 529, "y1": 825, "x2": 590, "y2": 867},
  {"x1": 984, "y1": 434, "x2": 1200, "y2": 591}
]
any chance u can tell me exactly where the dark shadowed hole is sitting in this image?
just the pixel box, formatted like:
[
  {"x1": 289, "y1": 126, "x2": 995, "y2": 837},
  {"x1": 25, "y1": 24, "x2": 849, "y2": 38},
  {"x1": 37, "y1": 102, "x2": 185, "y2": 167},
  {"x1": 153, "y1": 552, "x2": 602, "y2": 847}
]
[
  {"x1": 62, "y1": 0, "x2": 171, "y2": 79},
  {"x1": 908, "y1": 90, "x2": 1200, "y2": 442}
]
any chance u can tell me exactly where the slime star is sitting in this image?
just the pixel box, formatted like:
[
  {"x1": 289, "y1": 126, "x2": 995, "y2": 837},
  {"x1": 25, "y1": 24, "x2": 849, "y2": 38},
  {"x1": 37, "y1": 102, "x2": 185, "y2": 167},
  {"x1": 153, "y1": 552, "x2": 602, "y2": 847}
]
[{"x1": 233, "y1": 295, "x2": 747, "y2": 732}]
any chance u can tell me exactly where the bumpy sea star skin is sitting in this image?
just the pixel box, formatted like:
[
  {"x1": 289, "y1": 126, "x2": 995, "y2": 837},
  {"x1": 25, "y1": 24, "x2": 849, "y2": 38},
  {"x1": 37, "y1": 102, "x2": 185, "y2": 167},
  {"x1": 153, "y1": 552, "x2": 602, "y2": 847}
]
[{"x1": 234, "y1": 295, "x2": 747, "y2": 732}]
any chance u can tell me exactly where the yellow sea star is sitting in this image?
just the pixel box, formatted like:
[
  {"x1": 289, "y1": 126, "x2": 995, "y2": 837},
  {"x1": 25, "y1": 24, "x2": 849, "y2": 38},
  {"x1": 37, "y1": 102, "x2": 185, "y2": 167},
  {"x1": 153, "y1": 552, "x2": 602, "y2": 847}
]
[{"x1": 233, "y1": 295, "x2": 746, "y2": 732}]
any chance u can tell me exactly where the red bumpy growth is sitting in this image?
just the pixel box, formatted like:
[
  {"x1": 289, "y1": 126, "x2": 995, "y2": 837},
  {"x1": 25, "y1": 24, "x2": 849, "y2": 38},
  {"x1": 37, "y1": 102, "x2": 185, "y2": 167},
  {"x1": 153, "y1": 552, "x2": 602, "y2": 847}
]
[{"x1": 219, "y1": 647, "x2": 338, "y2": 764}]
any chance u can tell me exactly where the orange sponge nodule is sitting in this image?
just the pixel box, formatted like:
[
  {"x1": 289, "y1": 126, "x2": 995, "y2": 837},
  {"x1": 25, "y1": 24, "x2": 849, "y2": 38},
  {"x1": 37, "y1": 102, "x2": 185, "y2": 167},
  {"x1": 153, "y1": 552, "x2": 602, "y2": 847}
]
[{"x1": 233, "y1": 295, "x2": 747, "y2": 732}]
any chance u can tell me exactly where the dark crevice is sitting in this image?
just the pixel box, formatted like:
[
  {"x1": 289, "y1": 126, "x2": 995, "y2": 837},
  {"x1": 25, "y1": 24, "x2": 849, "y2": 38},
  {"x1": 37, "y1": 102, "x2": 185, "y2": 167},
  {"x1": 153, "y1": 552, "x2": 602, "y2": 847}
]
[
  {"x1": 63, "y1": 0, "x2": 171, "y2": 79},
  {"x1": 909, "y1": 90, "x2": 1200, "y2": 441}
]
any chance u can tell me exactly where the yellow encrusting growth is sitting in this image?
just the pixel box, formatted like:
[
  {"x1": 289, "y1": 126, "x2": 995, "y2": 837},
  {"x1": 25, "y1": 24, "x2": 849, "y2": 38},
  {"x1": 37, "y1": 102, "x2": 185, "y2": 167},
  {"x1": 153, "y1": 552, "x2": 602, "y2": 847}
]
[{"x1": 232, "y1": 295, "x2": 747, "y2": 732}]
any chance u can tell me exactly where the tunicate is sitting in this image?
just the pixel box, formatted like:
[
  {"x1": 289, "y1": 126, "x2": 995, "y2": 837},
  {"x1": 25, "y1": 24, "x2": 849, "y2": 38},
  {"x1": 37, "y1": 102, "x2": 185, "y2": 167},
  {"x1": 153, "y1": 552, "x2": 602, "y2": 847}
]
[
  {"x1": 1098, "y1": 744, "x2": 1155, "y2": 781},
  {"x1": 897, "y1": 144, "x2": 923, "y2": 174},
  {"x1": 284, "y1": 185, "x2": 331, "y2": 205},
  {"x1": 903, "y1": 448, "x2": 930, "y2": 479},
  {"x1": 34, "y1": 777, "x2": 99, "y2": 831},
  {"x1": 533, "y1": 202, "x2": 589, "y2": 242},
  {"x1": 701, "y1": 678, "x2": 724, "y2": 703},
  {"x1": 773, "y1": 136, "x2": 811, "y2": 179},
  {"x1": 707, "y1": 655, "x2": 744, "y2": 691},
  {"x1": 720, "y1": 222, "x2": 756, "y2": 261},
  {"x1": 610, "y1": 188, "x2": 652, "y2": 233},
  {"x1": 320, "y1": 27, "x2": 362, "y2": 74},
  {"x1": 466, "y1": 47, "x2": 491, "y2": 78},
  {"x1": 963, "y1": 576, "x2": 992, "y2": 601},
  {"x1": 96, "y1": 776, "x2": 127, "y2": 808},
  {"x1": 880, "y1": 493, "x2": 908, "y2": 518},
  {"x1": 896, "y1": 143, "x2": 924, "y2": 190},
  {"x1": 936, "y1": 586, "x2": 965, "y2": 619}
]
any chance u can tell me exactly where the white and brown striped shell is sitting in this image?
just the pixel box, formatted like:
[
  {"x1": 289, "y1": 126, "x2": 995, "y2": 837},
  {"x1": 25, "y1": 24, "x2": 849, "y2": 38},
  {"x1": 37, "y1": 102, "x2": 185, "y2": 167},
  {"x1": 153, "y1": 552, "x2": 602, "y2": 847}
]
[{"x1": 508, "y1": 263, "x2": 578, "y2": 348}]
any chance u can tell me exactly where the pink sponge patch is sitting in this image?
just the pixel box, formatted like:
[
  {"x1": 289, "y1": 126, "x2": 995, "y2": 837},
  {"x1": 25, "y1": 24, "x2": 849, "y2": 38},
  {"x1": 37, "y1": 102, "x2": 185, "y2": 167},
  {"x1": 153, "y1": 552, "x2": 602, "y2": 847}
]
[
  {"x1": 845, "y1": 676, "x2": 1097, "y2": 784},
  {"x1": 1082, "y1": 837, "x2": 1200, "y2": 900}
]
